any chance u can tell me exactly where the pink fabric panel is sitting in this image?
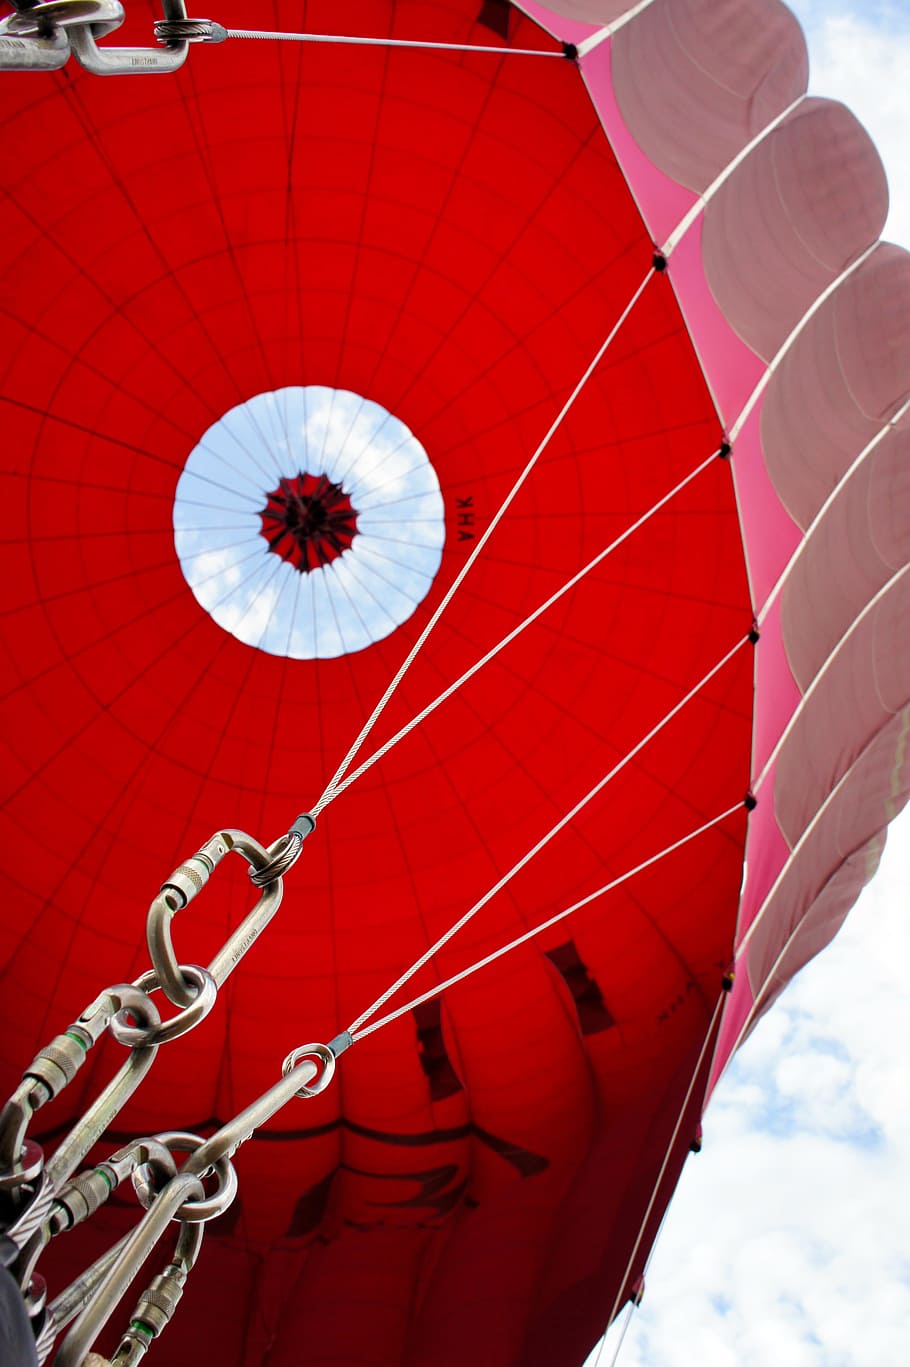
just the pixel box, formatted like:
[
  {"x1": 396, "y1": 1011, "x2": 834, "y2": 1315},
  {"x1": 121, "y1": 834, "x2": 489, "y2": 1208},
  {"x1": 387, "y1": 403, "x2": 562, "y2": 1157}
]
[
  {"x1": 538, "y1": 0, "x2": 905, "y2": 1105},
  {"x1": 579, "y1": 38, "x2": 696, "y2": 245},
  {"x1": 749, "y1": 708, "x2": 910, "y2": 994},
  {"x1": 517, "y1": 0, "x2": 597, "y2": 42},
  {"x1": 727, "y1": 404, "x2": 803, "y2": 607},
  {"x1": 775, "y1": 584, "x2": 910, "y2": 848},
  {"x1": 761, "y1": 244, "x2": 910, "y2": 534},
  {"x1": 781, "y1": 417, "x2": 910, "y2": 692},
  {"x1": 736, "y1": 766, "x2": 790, "y2": 939},
  {"x1": 708, "y1": 969, "x2": 754, "y2": 1095},
  {"x1": 752, "y1": 593, "x2": 801, "y2": 778},
  {"x1": 665, "y1": 224, "x2": 765, "y2": 425},
  {"x1": 702, "y1": 99, "x2": 888, "y2": 363},
  {"x1": 609, "y1": 0, "x2": 807, "y2": 194},
  {"x1": 711, "y1": 829, "x2": 879, "y2": 1096}
]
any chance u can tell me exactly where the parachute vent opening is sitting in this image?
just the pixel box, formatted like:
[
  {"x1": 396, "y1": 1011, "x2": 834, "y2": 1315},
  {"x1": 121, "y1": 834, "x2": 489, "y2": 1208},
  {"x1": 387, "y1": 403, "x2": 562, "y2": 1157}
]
[
  {"x1": 260, "y1": 473, "x2": 359, "y2": 573},
  {"x1": 173, "y1": 386, "x2": 445, "y2": 659}
]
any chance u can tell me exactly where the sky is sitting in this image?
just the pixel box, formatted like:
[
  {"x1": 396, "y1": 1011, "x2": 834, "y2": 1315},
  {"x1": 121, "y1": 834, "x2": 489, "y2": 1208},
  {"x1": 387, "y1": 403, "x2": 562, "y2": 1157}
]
[{"x1": 586, "y1": 3, "x2": 910, "y2": 1364}]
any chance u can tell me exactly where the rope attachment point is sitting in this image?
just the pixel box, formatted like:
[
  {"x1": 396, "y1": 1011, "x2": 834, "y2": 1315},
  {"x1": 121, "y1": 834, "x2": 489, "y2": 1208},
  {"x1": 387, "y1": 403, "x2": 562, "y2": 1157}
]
[
  {"x1": 154, "y1": 16, "x2": 226, "y2": 42},
  {"x1": 249, "y1": 813, "x2": 316, "y2": 889}
]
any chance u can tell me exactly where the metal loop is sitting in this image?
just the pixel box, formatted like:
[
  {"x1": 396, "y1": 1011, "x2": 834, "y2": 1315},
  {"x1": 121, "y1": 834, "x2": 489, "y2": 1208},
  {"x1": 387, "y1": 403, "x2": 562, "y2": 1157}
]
[
  {"x1": 143, "y1": 1131, "x2": 238, "y2": 1223},
  {"x1": 102, "y1": 1137, "x2": 178, "y2": 1197},
  {"x1": 281, "y1": 1042, "x2": 336, "y2": 1099},
  {"x1": 0, "y1": 1136, "x2": 43, "y2": 1193},
  {"x1": 69, "y1": 0, "x2": 189, "y2": 74},
  {"x1": 109, "y1": 966, "x2": 216, "y2": 1047},
  {"x1": 79, "y1": 983, "x2": 162, "y2": 1045}
]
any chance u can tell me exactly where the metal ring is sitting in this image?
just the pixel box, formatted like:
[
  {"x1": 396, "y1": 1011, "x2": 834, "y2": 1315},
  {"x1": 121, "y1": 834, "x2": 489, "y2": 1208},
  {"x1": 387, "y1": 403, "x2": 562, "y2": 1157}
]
[
  {"x1": 247, "y1": 831, "x2": 301, "y2": 888},
  {"x1": 0, "y1": 1138, "x2": 43, "y2": 1194},
  {"x1": 109, "y1": 966, "x2": 216, "y2": 1047},
  {"x1": 91, "y1": 983, "x2": 161, "y2": 1040},
  {"x1": 154, "y1": 16, "x2": 223, "y2": 42},
  {"x1": 280, "y1": 1042, "x2": 336, "y2": 1099},
  {"x1": 146, "y1": 1131, "x2": 238, "y2": 1223},
  {"x1": 246, "y1": 814, "x2": 314, "y2": 889}
]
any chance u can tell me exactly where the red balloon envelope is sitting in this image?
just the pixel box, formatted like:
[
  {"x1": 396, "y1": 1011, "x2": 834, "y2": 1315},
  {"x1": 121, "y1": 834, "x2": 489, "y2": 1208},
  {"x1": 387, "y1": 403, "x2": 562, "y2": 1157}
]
[{"x1": 1, "y1": 1, "x2": 909, "y2": 1364}]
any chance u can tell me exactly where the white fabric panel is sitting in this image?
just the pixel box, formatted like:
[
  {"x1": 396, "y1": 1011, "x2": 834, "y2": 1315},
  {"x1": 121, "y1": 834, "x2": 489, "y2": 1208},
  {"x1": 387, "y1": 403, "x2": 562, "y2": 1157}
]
[
  {"x1": 775, "y1": 584, "x2": 910, "y2": 849},
  {"x1": 781, "y1": 417, "x2": 910, "y2": 691},
  {"x1": 742, "y1": 829, "x2": 884, "y2": 1034},
  {"x1": 761, "y1": 245, "x2": 910, "y2": 533},
  {"x1": 701, "y1": 99, "x2": 887, "y2": 362},
  {"x1": 749, "y1": 706, "x2": 910, "y2": 995},
  {"x1": 610, "y1": 0, "x2": 807, "y2": 194}
]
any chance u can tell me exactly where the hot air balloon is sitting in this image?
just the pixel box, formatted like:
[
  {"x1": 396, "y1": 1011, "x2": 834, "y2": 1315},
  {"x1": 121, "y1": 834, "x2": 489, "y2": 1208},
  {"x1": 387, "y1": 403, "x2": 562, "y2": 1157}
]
[{"x1": 1, "y1": 0, "x2": 908, "y2": 1364}]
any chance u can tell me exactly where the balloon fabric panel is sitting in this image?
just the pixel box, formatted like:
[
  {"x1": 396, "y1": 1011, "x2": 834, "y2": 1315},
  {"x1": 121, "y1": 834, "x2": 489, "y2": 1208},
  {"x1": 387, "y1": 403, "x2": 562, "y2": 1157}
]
[{"x1": 0, "y1": 2, "x2": 753, "y2": 1364}]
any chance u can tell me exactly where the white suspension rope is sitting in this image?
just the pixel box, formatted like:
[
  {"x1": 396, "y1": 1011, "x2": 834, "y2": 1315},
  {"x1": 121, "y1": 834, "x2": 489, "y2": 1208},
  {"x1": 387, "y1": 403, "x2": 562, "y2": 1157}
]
[
  {"x1": 350, "y1": 801, "x2": 742, "y2": 1040},
  {"x1": 593, "y1": 1300, "x2": 635, "y2": 1367},
  {"x1": 601, "y1": 990, "x2": 726, "y2": 1331},
  {"x1": 346, "y1": 633, "x2": 747, "y2": 1035},
  {"x1": 728, "y1": 240, "x2": 879, "y2": 445},
  {"x1": 224, "y1": 29, "x2": 566, "y2": 57},
  {"x1": 313, "y1": 267, "x2": 656, "y2": 816},
  {"x1": 751, "y1": 560, "x2": 910, "y2": 800},
  {"x1": 575, "y1": 0, "x2": 658, "y2": 59},
  {"x1": 660, "y1": 95, "x2": 804, "y2": 260},
  {"x1": 326, "y1": 447, "x2": 722, "y2": 805}
]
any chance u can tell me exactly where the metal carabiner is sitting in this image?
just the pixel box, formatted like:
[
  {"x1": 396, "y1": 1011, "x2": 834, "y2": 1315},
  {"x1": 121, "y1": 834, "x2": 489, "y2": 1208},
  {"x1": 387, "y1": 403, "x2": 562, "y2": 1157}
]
[
  {"x1": 183, "y1": 1043, "x2": 336, "y2": 1175},
  {"x1": 0, "y1": 0, "x2": 123, "y2": 73},
  {"x1": 68, "y1": 0, "x2": 189, "y2": 74},
  {"x1": 105, "y1": 1219, "x2": 204, "y2": 1366},
  {"x1": 49, "y1": 1138, "x2": 178, "y2": 1239},
  {"x1": 146, "y1": 828, "x2": 285, "y2": 1010},
  {"x1": 54, "y1": 1169, "x2": 204, "y2": 1367},
  {"x1": 0, "y1": 985, "x2": 161, "y2": 1192},
  {"x1": 0, "y1": 25, "x2": 70, "y2": 70}
]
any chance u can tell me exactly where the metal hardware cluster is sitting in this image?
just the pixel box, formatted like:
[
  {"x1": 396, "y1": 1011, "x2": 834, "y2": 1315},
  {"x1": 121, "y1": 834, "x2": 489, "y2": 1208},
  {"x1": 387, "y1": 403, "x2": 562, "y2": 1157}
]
[
  {"x1": 0, "y1": 813, "x2": 339, "y2": 1366},
  {"x1": 0, "y1": 0, "x2": 212, "y2": 74}
]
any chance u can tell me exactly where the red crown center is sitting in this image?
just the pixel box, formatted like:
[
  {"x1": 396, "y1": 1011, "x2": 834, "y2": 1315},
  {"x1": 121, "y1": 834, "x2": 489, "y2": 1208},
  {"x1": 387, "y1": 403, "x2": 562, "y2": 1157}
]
[{"x1": 260, "y1": 473, "x2": 359, "y2": 573}]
